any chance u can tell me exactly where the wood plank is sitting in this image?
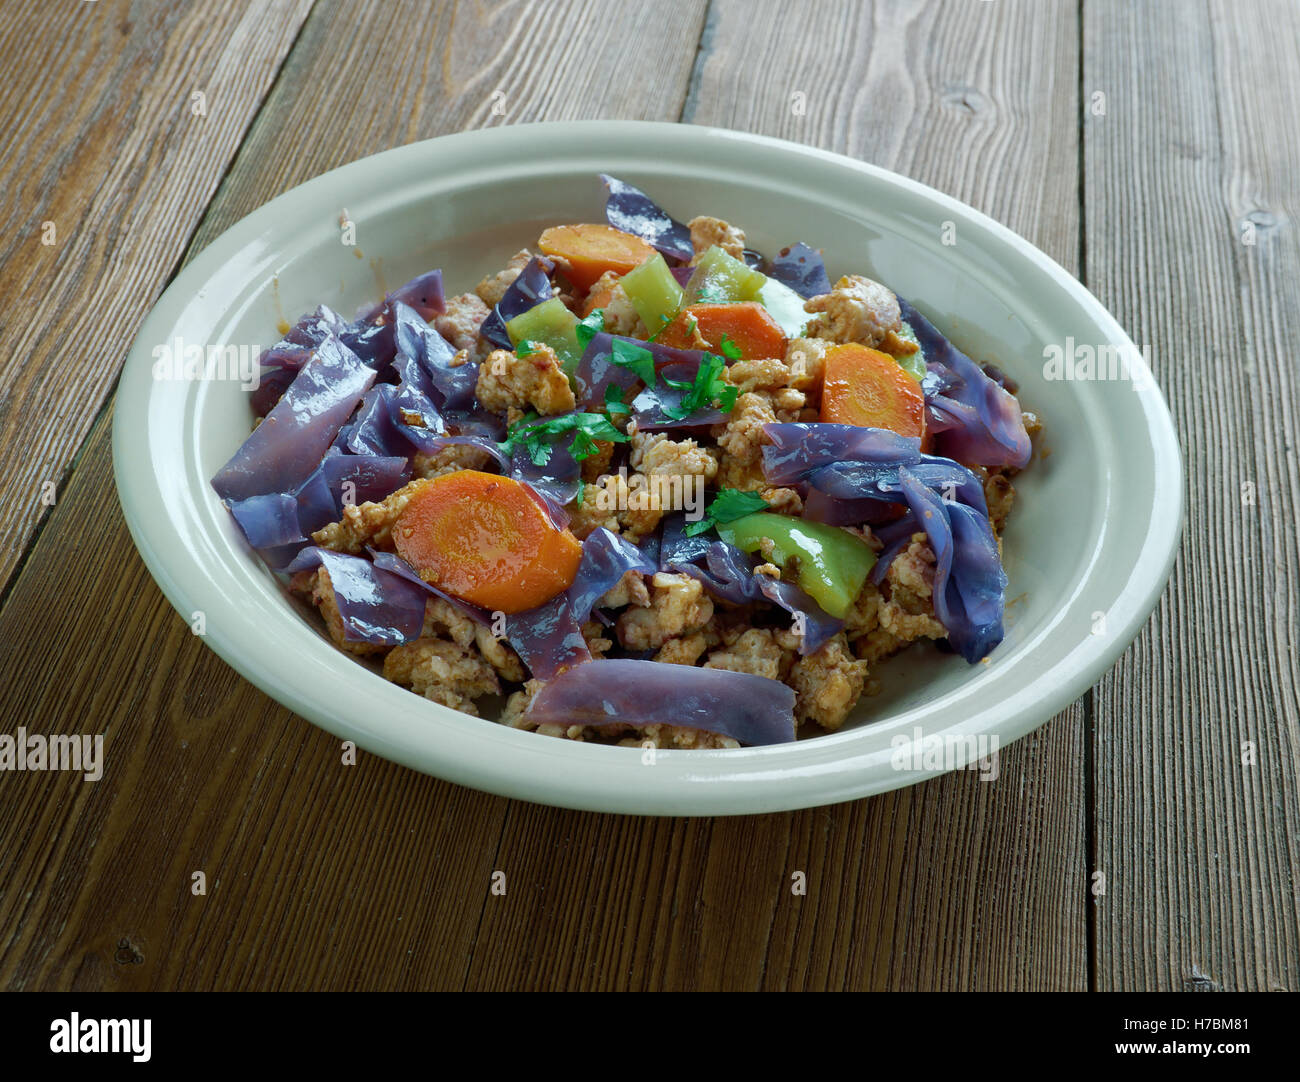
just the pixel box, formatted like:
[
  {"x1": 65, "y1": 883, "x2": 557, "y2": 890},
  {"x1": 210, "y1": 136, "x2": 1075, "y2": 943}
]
[
  {"x1": 1084, "y1": 0, "x2": 1300, "y2": 991},
  {"x1": 0, "y1": 0, "x2": 313, "y2": 595},
  {"x1": 0, "y1": 0, "x2": 707, "y2": 991},
  {"x1": 466, "y1": 0, "x2": 1088, "y2": 990}
]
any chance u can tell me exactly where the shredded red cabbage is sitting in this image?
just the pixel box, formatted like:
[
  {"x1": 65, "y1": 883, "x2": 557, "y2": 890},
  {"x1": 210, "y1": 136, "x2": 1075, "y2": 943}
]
[
  {"x1": 574, "y1": 332, "x2": 706, "y2": 410},
  {"x1": 598, "y1": 175, "x2": 694, "y2": 263},
  {"x1": 285, "y1": 547, "x2": 427, "y2": 645},
  {"x1": 212, "y1": 335, "x2": 375, "y2": 503},
  {"x1": 525, "y1": 658, "x2": 797, "y2": 745},
  {"x1": 668, "y1": 538, "x2": 842, "y2": 655},
  {"x1": 761, "y1": 421, "x2": 1005, "y2": 662},
  {"x1": 480, "y1": 255, "x2": 554, "y2": 349},
  {"x1": 765, "y1": 242, "x2": 832, "y2": 299},
  {"x1": 897, "y1": 297, "x2": 1031, "y2": 469}
]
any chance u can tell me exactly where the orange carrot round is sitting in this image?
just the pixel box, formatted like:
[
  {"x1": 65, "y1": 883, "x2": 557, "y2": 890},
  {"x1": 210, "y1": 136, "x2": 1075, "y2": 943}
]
[
  {"x1": 539, "y1": 224, "x2": 656, "y2": 291},
  {"x1": 393, "y1": 471, "x2": 582, "y2": 614},
  {"x1": 820, "y1": 344, "x2": 927, "y2": 440},
  {"x1": 656, "y1": 302, "x2": 787, "y2": 360}
]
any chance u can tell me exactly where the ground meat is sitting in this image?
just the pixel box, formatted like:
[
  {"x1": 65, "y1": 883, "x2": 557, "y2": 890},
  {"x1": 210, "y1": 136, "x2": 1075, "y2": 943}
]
[
  {"x1": 803, "y1": 275, "x2": 902, "y2": 347},
  {"x1": 878, "y1": 537, "x2": 947, "y2": 641},
  {"x1": 413, "y1": 442, "x2": 493, "y2": 479},
  {"x1": 628, "y1": 428, "x2": 718, "y2": 513},
  {"x1": 434, "y1": 291, "x2": 491, "y2": 357},
  {"x1": 597, "y1": 569, "x2": 651, "y2": 611},
  {"x1": 616, "y1": 572, "x2": 714, "y2": 650},
  {"x1": 704, "y1": 628, "x2": 791, "y2": 681},
  {"x1": 688, "y1": 215, "x2": 746, "y2": 260},
  {"x1": 712, "y1": 390, "x2": 784, "y2": 491},
  {"x1": 588, "y1": 270, "x2": 646, "y2": 337},
  {"x1": 616, "y1": 725, "x2": 740, "y2": 750},
  {"x1": 653, "y1": 631, "x2": 710, "y2": 666},
  {"x1": 382, "y1": 637, "x2": 500, "y2": 716},
  {"x1": 580, "y1": 439, "x2": 615, "y2": 482},
  {"x1": 761, "y1": 486, "x2": 803, "y2": 515},
  {"x1": 296, "y1": 567, "x2": 387, "y2": 657},
  {"x1": 312, "y1": 478, "x2": 431, "y2": 554},
  {"x1": 500, "y1": 679, "x2": 543, "y2": 729},
  {"x1": 474, "y1": 249, "x2": 533, "y2": 307},
  {"x1": 784, "y1": 337, "x2": 830, "y2": 395},
  {"x1": 474, "y1": 344, "x2": 576, "y2": 416},
  {"x1": 423, "y1": 598, "x2": 477, "y2": 647},
  {"x1": 474, "y1": 625, "x2": 526, "y2": 683},
  {"x1": 567, "y1": 471, "x2": 663, "y2": 543},
  {"x1": 787, "y1": 633, "x2": 868, "y2": 731},
  {"x1": 582, "y1": 620, "x2": 614, "y2": 659},
  {"x1": 724, "y1": 356, "x2": 796, "y2": 392}
]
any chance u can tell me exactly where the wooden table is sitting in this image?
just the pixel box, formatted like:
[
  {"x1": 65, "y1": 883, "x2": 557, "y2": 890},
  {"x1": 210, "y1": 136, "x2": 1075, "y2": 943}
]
[{"x1": 1, "y1": 0, "x2": 1296, "y2": 992}]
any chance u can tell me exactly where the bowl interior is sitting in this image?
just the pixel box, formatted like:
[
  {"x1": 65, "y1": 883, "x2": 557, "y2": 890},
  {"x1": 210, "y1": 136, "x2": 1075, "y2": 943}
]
[{"x1": 119, "y1": 123, "x2": 1179, "y2": 812}]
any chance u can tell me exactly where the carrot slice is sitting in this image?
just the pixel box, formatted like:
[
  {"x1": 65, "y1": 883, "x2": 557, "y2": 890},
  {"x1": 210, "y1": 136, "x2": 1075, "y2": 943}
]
[
  {"x1": 820, "y1": 344, "x2": 927, "y2": 441},
  {"x1": 392, "y1": 471, "x2": 582, "y2": 614},
  {"x1": 656, "y1": 302, "x2": 787, "y2": 360},
  {"x1": 538, "y1": 224, "x2": 657, "y2": 291}
]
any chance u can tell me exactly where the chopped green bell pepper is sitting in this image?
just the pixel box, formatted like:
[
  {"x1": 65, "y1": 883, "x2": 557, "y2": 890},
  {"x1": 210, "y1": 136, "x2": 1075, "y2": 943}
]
[
  {"x1": 506, "y1": 298, "x2": 584, "y2": 378},
  {"x1": 621, "y1": 252, "x2": 683, "y2": 338},
  {"x1": 756, "y1": 277, "x2": 811, "y2": 338},
  {"x1": 716, "y1": 512, "x2": 876, "y2": 619},
  {"x1": 685, "y1": 246, "x2": 767, "y2": 304}
]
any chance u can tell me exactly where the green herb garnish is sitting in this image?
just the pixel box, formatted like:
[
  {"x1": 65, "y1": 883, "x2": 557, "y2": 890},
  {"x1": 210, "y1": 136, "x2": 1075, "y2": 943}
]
[
  {"x1": 499, "y1": 411, "x2": 628, "y2": 466},
  {"x1": 684, "y1": 488, "x2": 771, "y2": 537},
  {"x1": 718, "y1": 333, "x2": 742, "y2": 360},
  {"x1": 576, "y1": 308, "x2": 605, "y2": 348},
  {"x1": 516, "y1": 340, "x2": 538, "y2": 357},
  {"x1": 663, "y1": 353, "x2": 739, "y2": 420},
  {"x1": 604, "y1": 383, "x2": 630, "y2": 417},
  {"x1": 611, "y1": 337, "x2": 656, "y2": 385}
]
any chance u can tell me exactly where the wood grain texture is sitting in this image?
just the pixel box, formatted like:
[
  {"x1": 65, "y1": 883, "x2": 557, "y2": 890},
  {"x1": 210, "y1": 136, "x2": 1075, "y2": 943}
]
[
  {"x1": 1084, "y1": 0, "x2": 1300, "y2": 991},
  {"x1": 0, "y1": 0, "x2": 708, "y2": 991},
  {"x1": 0, "y1": 0, "x2": 313, "y2": 594}
]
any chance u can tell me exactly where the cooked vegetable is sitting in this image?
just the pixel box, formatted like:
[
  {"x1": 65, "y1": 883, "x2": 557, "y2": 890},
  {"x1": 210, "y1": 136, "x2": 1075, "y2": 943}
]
[
  {"x1": 666, "y1": 538, "x2": 842, "y2": 655},
  {"x1": 505, "y1": 296, "x2": 583, "y2": 375},
  {"x1": 573, "y1": 331, "x2": 706, "y2": 410},
  {"x1": 891, "y1": 322, "x2": 928, "y2": 383},
  {"x1": 393, "y1": 471, "x2": 582, "y2": 614},
  {"x1": 764, "y1": 242, "x2": 832, "y2": 299},
  {"x1": 756, "y1": 277, "x2": 811, "y2": 338},
  {"x1": 500, "y1": 410, "x2": 628, "y2": 468},
  {"x1": 524, "y1": 659, "x2": 798, "y2": 746},
  {"x1": 898, "y1": 297, "x2": 1031, "y2": 468},
  {"x1": 538, "y1": 223, "x2": 657, "y2": 291},
  {"x1": 820, "y1": 343, "x2": 927, "y2": 440},
  {"x1": 212, "y1": 335, "x2": 376, "y2": 502},
  {"x1": 598, "y1": 174, "x2": 694, "y2": 263},
  {"x1": 657, "y1": 302, "x2": 787, "y2": 360},
  {"x1": 683, "y1": 487, "x2": 770, "y2": 537},
  {"x1": 386, "y1": 269, "x2": 446, "y2": 322},
  {"x1": 481, "y1": 255, "x2": 554, "y2": 348},
  {"x1": 685, "y1": 245, "x2": 767, "y2": 304},
  {"x1": 620, "y1": 252, "x2": 684, "y2": 336},
  {"x1": 716, "y1": 512, "x2": 875, "y2": 619},
  {"x1": 285, "y1": 547, "x2": 427, "y2": 645},
  {"x1": 393, "y1": 299, "x2": 479, "y2": 411}
]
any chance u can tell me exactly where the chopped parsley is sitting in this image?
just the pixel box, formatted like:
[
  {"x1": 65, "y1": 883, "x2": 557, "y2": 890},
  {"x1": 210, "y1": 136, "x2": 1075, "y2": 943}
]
[
  {"x1": 684, "y1": 488, "x2": 771, "y2": 537},
  {"x1": 604, "y1": 383, "x2": 630, "y2": 416},
  {"x1": 610, "y1": 337, "x2": 656, "y2": 385},
  {"x1": 576, "y1": 308, "x2": 605, "y2": 347},
  {"x1": 718, "y1": 333, "x2": 742, "y2": 360},
  {"x1": 515, "y1": 340, "x2": 538, "y2": 357},
  {"x1": 662, "y1": 353, "x2": 739, "y2": 421},
  {"x1": 499, "y1": 411, "x2": 628, "y2": 466}
]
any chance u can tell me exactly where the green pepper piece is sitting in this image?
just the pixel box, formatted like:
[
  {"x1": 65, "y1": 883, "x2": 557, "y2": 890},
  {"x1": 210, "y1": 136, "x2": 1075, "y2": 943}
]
[
  {"x1": 621, "y1": 252, "x2": 684, "y2": 337},
  {"x1": 716, "y1": 512, "x2": 876, "y2": 619},
  {"x1": 756, "y1": 277, "x2": 811, "y2": 338},
  {"x1": 684, "y1": 246, "x2": 768, "y2": 304},
  {"x1": 506, "y1": 297, "x2": 584, "y2": 378}
]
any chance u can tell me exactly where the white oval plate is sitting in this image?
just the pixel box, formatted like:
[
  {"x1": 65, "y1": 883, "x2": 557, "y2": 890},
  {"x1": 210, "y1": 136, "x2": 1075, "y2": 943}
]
[{"x1": 113, "y1": 121, "x2": 1182, "y2": 815}]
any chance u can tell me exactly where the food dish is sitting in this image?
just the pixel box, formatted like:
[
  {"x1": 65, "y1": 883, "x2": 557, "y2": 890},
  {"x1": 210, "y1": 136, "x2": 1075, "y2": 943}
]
[
  {"x1": 112, "y1": 122, "x2": 1182, "y2": 813},
  {"x1": 210, "y1": 175, "x2": 1038, "y2": 749}
]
